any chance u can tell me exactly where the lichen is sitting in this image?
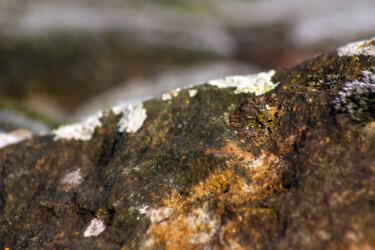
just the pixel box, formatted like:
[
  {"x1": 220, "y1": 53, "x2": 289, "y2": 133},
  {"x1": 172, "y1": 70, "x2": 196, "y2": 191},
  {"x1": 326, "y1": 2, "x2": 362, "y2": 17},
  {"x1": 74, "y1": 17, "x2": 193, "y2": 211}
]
[
  {"x1": 207, "y1": 70, "x2": 278, "y2": 95},
  {"x1": 83, "y1": 218, "x2": 106, "y2": 237},
  {"x1": 52, "y1": 113, "x2": 102, "y2": 141},
  {"x1": 61, "y1": 168, "x2": 83, "y2": 188},
  {"x1": 337, "y1": 37, "x2": 375, "y2": 57},
  {"x1": 162, "y1": 88, "x2": 181, "y2": 101},
  {"x1": 334, "y1": 69, "x2": 375, "y2": 123},
  {"x1": 112, "y1": 102, "x2": 147, "y2": 133},
  {"x1": 139, "y1": 206, "x2": 174, "y2": 224},
  {"x1": 188, "y1": 89, "x2": 198, "y2": 97},
  {"x1": 0, "y1": 129, "x2": 32, "y2": 149},
  {"x1": 187, "y1": 207, "x2": 219, "y2": 245}
]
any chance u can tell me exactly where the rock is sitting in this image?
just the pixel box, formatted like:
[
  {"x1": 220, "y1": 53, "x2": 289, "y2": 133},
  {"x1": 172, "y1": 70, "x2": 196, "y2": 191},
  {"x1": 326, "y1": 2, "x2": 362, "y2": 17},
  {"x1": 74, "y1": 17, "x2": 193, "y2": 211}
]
[{"x1": 1, "y1": 38, "x2": 375, "y2": 249}]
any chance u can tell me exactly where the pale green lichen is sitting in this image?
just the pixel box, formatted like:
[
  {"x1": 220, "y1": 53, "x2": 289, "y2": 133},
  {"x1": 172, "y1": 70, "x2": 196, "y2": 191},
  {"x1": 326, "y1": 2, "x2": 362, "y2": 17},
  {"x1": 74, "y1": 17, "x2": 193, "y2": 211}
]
[
  {"x1": 207, "y1": 70, "x2": 278, "y2": 95},
  {"x1": 52, "y1": 100, "x2": 147, "y2": 141},
  {"x1": 337, "y1": 37, "x2": 375, "y2": 57}
]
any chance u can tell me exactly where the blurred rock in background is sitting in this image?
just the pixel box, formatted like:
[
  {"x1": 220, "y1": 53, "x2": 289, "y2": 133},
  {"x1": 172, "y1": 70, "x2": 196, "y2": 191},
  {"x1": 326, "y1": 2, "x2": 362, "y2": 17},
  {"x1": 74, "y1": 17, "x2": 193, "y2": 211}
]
[{"x1": 0, "y1": 0, "x2": 374, "y2": 131}]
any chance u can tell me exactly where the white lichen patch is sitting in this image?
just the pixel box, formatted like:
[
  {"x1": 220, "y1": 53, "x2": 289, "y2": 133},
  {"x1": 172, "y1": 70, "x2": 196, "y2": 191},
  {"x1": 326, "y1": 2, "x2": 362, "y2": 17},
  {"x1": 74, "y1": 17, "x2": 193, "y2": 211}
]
[
  {"x1": 334, "y1": 70, "x2": 375, "y2": 122},
  {"x1": 248, "y1": 153, "x2": 277, "y2": 170},
  {"x1": 188, "y1": 207, "x2": 220, "y2": 245},
  {"x1": 112, "y1": 102, "x2": 147, "y2": 133},
  {"x1": 335, "y1": 70, "x2": 375, "y2": 105},
  {"x1": 0, "y1": 129, "x2": 32, "y2": 149},
  {"x1": 140, "y1": 205, "x2": 174, "y2": 223},
  {"x1": 61, "y1": 168, "x2": 83, "y2": 187},
  {"x1": 188, "y1": 89, "x2": 198, "y2": 98},
  {"x1": 83, "y1": 218, "x2": 106, "y2": 237},
  {"x1": 207, "y1": 70, "x2": 278, "y2": 95},
  {"x1": 139, "y1": 205, "x2": 149, "y2": 215},
  {"x1": 337, "y1": 37, "x2": 375, "y2": 57},
  {"x1": 52, "y1": 113, "x2": 102, "y2": 141},
  {"x1": 162, "y1": 88, "x2": 181, "y2": 101}
]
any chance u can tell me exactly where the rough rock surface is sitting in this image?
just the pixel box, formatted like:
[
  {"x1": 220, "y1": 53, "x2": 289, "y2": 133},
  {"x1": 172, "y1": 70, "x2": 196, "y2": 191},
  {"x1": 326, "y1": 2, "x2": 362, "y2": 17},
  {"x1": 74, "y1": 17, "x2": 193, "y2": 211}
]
[{"x1": 1, "y1": 38, "x2": 375, "y2": 249}]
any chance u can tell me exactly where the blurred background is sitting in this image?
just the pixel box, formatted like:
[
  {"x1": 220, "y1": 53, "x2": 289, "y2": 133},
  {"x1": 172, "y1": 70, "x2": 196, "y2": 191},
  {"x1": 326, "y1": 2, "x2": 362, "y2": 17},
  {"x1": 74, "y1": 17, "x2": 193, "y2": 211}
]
[{"x1": 0, "y1": 0, "x2": 374, "y2": 133}]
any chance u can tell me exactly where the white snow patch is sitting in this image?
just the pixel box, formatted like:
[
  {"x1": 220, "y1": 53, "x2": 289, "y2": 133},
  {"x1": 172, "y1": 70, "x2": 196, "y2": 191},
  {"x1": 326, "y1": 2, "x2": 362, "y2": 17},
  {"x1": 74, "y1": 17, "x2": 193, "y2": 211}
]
[
  {"x1": 208, "y1": 70, "x2": 278, "y2": 95},
  {"x1": 161, "y1": 88, "x2": 181, "y2": 101},
  {"x1": 112, "y1": 102, "x2": 147, "y2": 133},
  {"x1": 188, "y1": 89, "x2": 198, "y2": 97},
  {"x1": 0, "y1": 130, "x2": 32, "y2": 149},
  {"x1": 83, "y1": 218, "x2": 106, "y2": 237},
  {"x1": 61, "y1": 168, "x2": 83, "y2": 187},
  {"x1": 52, "y1": 113, "x2": 102, "y2": 141},
  {"x1": 337, "y1": 37, "x2": 375, "y2": 57}
]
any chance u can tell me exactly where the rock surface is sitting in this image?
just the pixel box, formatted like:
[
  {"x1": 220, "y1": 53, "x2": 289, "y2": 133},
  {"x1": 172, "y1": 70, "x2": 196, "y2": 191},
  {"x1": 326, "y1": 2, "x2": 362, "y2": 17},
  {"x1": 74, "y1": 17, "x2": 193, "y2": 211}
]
[{"x1": 1, "y1": 38, "x2": 375, "y2": 249}]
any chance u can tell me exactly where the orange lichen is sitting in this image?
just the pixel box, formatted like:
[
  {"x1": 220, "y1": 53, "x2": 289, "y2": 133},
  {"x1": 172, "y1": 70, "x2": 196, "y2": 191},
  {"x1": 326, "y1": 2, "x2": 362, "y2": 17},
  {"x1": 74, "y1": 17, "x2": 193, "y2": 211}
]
[
  {"x1": 142, "y1": 140, "x2": 286, "y2": 248},
  {"x1": 204, "y1": 141, "x2": 254, "y2": 161}
]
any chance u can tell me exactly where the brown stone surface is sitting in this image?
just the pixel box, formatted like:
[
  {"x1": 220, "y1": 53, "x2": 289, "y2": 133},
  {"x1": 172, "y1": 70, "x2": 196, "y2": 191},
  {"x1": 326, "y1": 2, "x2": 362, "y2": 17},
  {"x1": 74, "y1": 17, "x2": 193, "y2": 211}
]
[{"x1": 1, "y1": 39, "x2": 375, "y2": 249}]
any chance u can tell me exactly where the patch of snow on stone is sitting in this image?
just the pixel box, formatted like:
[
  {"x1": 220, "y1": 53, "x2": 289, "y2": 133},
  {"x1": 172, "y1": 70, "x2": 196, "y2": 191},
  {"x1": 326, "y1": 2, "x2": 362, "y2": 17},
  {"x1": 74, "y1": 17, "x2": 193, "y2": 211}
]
[
  {"x1": 188, "y1": 89, "x2": 198, "y2": 97},
  {"x1": 83, "y1": 218, "x2": 106, "y2": 237},
  {"x1": 208, "y1": 70, "x2": 278, "y2": 95},
  {"x1": 0, "y1": 130, "x2": 32, "y2": 149},
  {"x1": 113, "y1": 102, "x2": 147, "y2": 133},
  {"x1": 52, "y1": 113, "x2": 102, "y2": 141},
  {"x1": 337, "y1": 37, "x2": 375, "y2": 57},
  {"x1": 61, "y1": 168, "x2": 83, "y2": 187},
  {"x1": 161, "y1": 88, "x2": 181, "y2": 101}
]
